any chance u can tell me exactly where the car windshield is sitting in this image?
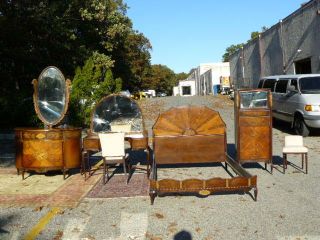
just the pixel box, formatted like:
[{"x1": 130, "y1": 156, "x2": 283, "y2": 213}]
[{"x1": 299, "y1": 77, "x2": 320, "y2": 93}]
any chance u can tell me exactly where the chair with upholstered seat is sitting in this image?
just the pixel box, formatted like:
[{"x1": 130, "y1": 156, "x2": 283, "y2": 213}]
[
  {"x1": 276, "y1": 135, "x2": 308, "y2": 174},
  {"x1": 99, "y1": 132, "x2": 130, "y2": 184}
]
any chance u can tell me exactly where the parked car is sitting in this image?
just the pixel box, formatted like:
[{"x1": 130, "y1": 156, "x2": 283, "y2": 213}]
[
  {"x1": 142, "y1": 89, "x2": 156, "y2": 98},
  {"x1": 220, "y1": 87, "x2": 231, "y2": 95},
  {"x1": 132, "y1": 91, "x2": 147, "y2": 100},
  {"x1": 119, "y1": 90, "x2": 131, "y2": 98},
  {"x1": 229, "y1": 91, "x2": 234, "y2": 100},
  {"x1": 157, "y1": 92, "x2": 167, "y2": 97},
  {"x1": 258, "y1": 74, "x2": 320, "y2": 136}
]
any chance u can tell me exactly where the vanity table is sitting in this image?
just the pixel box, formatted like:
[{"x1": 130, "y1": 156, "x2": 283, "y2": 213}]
[
  {"x1": 82, "y1": 94, "x2": 150, "y2": 178},
  {"x1": 15, "y1": 66, "x2": 81, "y2": 179}
]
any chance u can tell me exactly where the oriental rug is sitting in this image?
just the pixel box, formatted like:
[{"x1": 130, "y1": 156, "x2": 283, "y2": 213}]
[{"x1": 86, "y1": 173, "x2": 149, "y2": 198}]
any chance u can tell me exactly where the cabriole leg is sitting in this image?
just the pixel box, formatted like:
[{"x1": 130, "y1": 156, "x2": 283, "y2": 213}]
[{"x1": 150, "y1": 190, "x2": 156, "y2": 205}]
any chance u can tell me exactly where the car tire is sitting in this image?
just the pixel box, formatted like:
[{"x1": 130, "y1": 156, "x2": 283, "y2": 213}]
[{"x1": 294, "y1": 116, "x2": 310, "y2": 137}]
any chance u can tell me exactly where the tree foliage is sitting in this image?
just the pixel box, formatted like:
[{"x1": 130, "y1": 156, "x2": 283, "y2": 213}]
[
  {"x1": 222, "y1": 44, "x2": 244, "y2": 62},
  {"x1": 250, "y1": 31, "x2": 260, "y2": 41},
  {"x1": 142, "y1": 65, "x2": 178, "y2": 95},
  {"x1": 0, "y1": 0, "x2": 151, "y2": 127},
  {"x1": 70, "y1": 54, "x2": 122, "y2": 126},
  {"x1": 175, "y1": 72, "x2": 189, "y2": 81}
]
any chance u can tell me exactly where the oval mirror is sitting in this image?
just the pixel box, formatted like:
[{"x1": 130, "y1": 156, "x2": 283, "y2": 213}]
[
  {"x1": 91, "y1": 95, "x2": 143, "y2": 133},
  {"x1": 33, "y1": 66, "x2": 70, "y2": 127}
]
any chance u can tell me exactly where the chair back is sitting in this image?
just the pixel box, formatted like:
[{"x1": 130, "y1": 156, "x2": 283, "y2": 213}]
[
  {"x1": 99, "y1": 132, "x2": 125, "y2": 157},
  {"x1": 110, "y1": 124, "x2": 132, "y2": 133},
  {"x1": 285, "y1": 135, "x2": 303, "y2": 147}
]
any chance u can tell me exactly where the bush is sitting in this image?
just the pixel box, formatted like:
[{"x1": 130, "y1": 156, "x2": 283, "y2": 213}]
[{"x1": 69, "y1": 55, "x2": 122, "y2": 127}]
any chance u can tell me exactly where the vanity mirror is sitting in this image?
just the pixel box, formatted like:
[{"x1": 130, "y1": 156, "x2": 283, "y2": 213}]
[
  {"x1": 91, "y1": 94, "x2": 143, "y2": 134},
  {"x1": 15, "y1": 66, "x2": 82, "y2": 179},
  {"x1": 33, "y1": 66, "x2": 70, "y2": 127}
]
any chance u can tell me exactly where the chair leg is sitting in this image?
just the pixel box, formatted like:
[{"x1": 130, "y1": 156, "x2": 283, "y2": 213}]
[
  {"x1": 88, "y1": 151, "x2": 93, "y2": 177},
  {"x1": 305, "y1": 153, "x2": 308, "y2": 174},
  {"x1": 82, "y1": 151, "x2": 90, "y2": 180},
  {"x1": 103, "y1": 160, "x2": 106, "y2": 184},
  {"x1": 123, "y1": 160, "x2": 127, "y2": 174},
  {"x1": 81, "y1": 151, "x2": 86, "y2": 176},
  {"x1": 123, "y1": 158, "x2": 128, "y2": 184},
  {"x1": 282, "y1": 153, "x2": 286, "y2": 174},
  {"x1": 301, "y1": 153, "x2": 304, "y2": 170},
  {"x1": 146, "y1": 149, "x2": 150, "y2": 177}
]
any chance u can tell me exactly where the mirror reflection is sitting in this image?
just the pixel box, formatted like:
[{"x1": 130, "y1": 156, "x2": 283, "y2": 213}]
[
  {"x1": 92, "y1": 95, "x2": 143, "y2": 133},
  {"x1": 38, "y1": 67, "x2": 66, "y2": 124},
  {"x1": 240, "y1": 91, "x2": 268, "y2": 109}
]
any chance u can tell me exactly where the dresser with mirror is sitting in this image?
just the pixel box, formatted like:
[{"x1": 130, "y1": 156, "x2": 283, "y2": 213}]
[
  {"x1": 82, "y1": 94, "x2": 150, "y2": 177},
  {"x1": 15, "y1": 66, "x2": 82, "y2": 179}
]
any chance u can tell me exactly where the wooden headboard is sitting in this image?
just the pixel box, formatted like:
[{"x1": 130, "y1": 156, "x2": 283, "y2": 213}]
[{"x1": 153, "y1": 106, "x2": 226, "y2": 164}]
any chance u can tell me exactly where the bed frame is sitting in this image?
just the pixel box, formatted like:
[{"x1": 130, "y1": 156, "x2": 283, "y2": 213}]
[{"x1": 149, "y1": 105, "x2": 257, "y2": 204}]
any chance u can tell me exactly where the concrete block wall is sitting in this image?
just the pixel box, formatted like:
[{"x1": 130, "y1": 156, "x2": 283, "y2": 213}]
[{"x1": 230, "y1": 0, "x2": 320, "y2": 89}]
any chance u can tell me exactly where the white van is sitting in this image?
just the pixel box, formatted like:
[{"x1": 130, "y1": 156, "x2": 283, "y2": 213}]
[{"x1": 258, "y1": 74, "x2": 320, "y2": 136}]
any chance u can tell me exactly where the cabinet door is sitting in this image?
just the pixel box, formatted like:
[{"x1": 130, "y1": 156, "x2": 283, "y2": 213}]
[
  {"x1": 239, "y1": 125, "x2": 271, "y2": 161},
  {"x1": 238, "y1": 116, "x2": 271, "y2": 162},
  {"x1": 22, "y1": 140, "x2": 63, "y2": 168}
]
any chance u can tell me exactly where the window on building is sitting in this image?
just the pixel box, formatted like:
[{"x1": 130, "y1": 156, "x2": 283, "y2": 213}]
[
  {"x1": 295, "y1": 58, "x2": 311, "y2": 74},
  {"x1": 182, "y1": 86, "x2": 191, "y2": 95}
]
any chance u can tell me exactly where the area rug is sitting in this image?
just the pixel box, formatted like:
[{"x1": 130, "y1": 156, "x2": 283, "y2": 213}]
[{"x1": 86, "y1": 173, "x2": 149, "y2": 198}]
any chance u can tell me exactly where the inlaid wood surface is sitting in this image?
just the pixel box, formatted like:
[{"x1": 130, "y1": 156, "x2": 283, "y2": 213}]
[
  {"x1": 15, "y1": 128, "x2": 81, "y2": 175},
  {"x1": 153, "y1": 106, "x2": 226, "y2": 164},
  {"x1": 235, "y1": 89, "x2": 272, "y2": 164}
]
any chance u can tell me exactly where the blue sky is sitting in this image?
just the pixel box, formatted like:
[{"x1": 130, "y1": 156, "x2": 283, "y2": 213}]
[{"x1": 125, "y1": 0, "x2": 306, "y2": 73}]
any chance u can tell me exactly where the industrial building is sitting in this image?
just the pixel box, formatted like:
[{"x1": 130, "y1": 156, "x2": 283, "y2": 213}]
[
  {"x1": 174, "y1": 62, "x2": 230, "y2": 96},
  {"x1": 230, "y1": 0, "x2": 320, "y2": 89}
]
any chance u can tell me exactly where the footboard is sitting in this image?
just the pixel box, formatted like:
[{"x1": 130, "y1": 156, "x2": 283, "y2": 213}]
[
  {"x1": 149, "y1": 175, "x2": 257, "y2": 204},
  {"x1": 149, "y1": 153, "x2": 258, "y2": 204}
]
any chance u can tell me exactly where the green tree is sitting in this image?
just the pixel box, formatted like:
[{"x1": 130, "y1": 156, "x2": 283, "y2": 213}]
[
  {"x1": 175, "y1": 72, "x2": 189, "y2": 81},
  {"x1": 0, "y1": 0, "x2": 151, "y2": 127},
  {"x1": 250, "y1": 31, "x2": 260, "y2": 41},
  {"x1": 70, "y1": 54, "x2": 121, "y2": 126},
  {"x1": 112, "y1": 31, "x2": 152, "y2": 92},
  {"x1": 222, "y1": 44, "x2": 244, "y2": 62},
  {"x1": 142, "y1": 65, "x2": 177, "y2": 95}
]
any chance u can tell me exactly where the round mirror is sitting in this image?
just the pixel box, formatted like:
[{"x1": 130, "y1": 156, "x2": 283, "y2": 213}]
[
  {"x1": 91, "y1": 95, "x2": 143, "y2": 133},
  {"x1": 33, "y1": 66, "x2": 70, "y2": 127}
]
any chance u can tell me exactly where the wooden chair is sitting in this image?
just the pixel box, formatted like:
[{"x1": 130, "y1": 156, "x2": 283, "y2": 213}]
[
  {"x1": 99, "y1": 132, "x2": 130, "y2": 184},
  {"x1": 279, "y1": 135, "x2": 308, "y2": 174}
]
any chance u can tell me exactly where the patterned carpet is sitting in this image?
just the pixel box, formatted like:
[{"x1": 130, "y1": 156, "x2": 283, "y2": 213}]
[{"x1": 86, "y1": 173, "x2": 149, "y2": 198}]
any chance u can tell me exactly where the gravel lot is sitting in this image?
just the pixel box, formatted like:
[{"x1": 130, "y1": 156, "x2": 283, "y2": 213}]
[{"x1": 1, "y1": 95, "x2": 320, "y2": 240}]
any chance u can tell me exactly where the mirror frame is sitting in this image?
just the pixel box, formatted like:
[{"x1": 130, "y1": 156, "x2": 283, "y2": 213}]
[
  {"x1": 32, "y1": 66, "x2": 71, "y2": 128},
  {"x1": 236, "y1": 89, "x2": 272, "y2": 110},
  {"x1": 89, "y1": 94, "x2": 145, "y2": 135}
]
